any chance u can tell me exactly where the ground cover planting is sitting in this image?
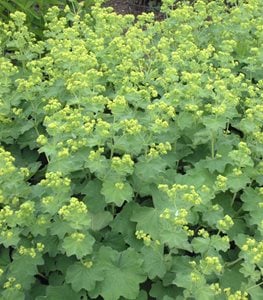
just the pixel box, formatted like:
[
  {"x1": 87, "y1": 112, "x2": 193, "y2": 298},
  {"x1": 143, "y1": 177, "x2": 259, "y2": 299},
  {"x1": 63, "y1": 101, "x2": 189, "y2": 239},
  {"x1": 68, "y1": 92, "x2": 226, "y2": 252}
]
[{"x1": 0, "y1": 0, "x2": 263, "y2": 299}]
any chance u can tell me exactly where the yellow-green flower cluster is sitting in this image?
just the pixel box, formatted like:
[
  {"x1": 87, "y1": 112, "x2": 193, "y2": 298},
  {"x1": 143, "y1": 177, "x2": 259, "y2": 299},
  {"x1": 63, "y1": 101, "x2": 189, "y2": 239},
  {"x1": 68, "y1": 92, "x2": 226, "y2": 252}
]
[
  {"x1": 57, "y1": 147, "x2": 70, "y2": 158},
  {"x1": 0, "y1": 58, "x2": 18, "y2": 79},
  {"x1": 43, "y1": 98, "x2": 62, "y2": 114},
  {"x1": 120, "y1": 119, "x2": 142, "y2": 135},
  {"x1": 36, "y1": 134, "x2": 48, "y2": 146},
  {"x1": 135, "y1": 230, "x2": 152, "y2": 246},
  {"x1": 185, "y1": 103, "x2": 199, "y2": 112},
  {"x1": 158, "y1": 184, "x2": 202, "y2": 208},
  {"x1": 147, "y1": 101, "x2": 175, "y2": 118},
  {"x1": 65, "y1": 137, "x2": 89, "y2": 153},
  {"x1": 95, "y1": 118, "x2": 111, "y2": 137},
  {"x1": 83, "y1": 116, "x2": 95, "y2": 134},
  {"x1": 18, "y1": 244, "x2": 44, "y2": 258},
  {"x1": 253, "y1": 131, "x2": 263, "y2": 143},
  {"x1": 182, "y1": 225, "x2": 195, "y2": 237},
  {"x1": 39, "y1": 172, "x2": 71, "y2": 188},
  {"x1": 36, "y1": 242, "x2": 45, "y2": 252},
  {"x1": 214, "y1": 175, "x2": 228, "y2": 191},
  {"x1": 200, "y1": 256, "x2": 223, "y2": 274},
  {"x1": 58, "y1": 197, "x2": 88, "y2": 219},
  {"x1": 88, "y1": 147, "x2": 104, "y2": 161},
  {"x1": 1, "y1": 230, "x2": 15, "y2": 240},
  {"x1": 111, "y1": 154, "x2": 134, "y2": 175},
  {"x1": 83, "y1": 260, "x2": 93, "y2": 269},
  {"x1": 66, "y1": 70, "x2": 103, "y2": 92},
  {"x1": 0, "y1": 205, "x2": 14, "y2": 221},
  {"x1": 210, "y1": 283, "x2": 222, "y2": 295},
  {"x1": 241, "y1": 238, "x2": 263, "y2": 264},
  {"x1": 173, "y1": 209, "x2": 188, "y2": 226},
  {"x1": 224, "y1": 288, "x2": 248, "y2": 300},
  {"x1": 152, "y1": 118, "x2": 169, "y2": 132},
  {"x1": 70, "y1": 232, "x2": 85, "y2": 243},
  {"x1": 36, "y1": 215, "x2": 48, "y2": 226},
  {"x1": 45, "y1": 106, "x2": 84, "y2": 134},
  {"x1": 147, "y1": 142, "x2": 172, "y2": 158},
  {"x1": 237, "y1": 142, "x2": 251, "y2": 155},
  {"x1": 15, "y1": 201, "x2": 35, "y2": 219},
  {"x1": 217, "y1": 215, "x2": 234, "y2": 232},
  {"x1": 182, "y1": 189, "x2": 202, "y2": 205},
  {"x1": 160, "y1": 208, "x2": 188, "y2": 226},
  {"x1": 19, "y1": 167, "x2": 30, "y2": 178},
  {"x1": 198, "y1": 228, "x2": 210, "y2": 238},
  {"x1": 211, "y1": 103, "x2": 227, "y2": 115},
  {"x1": 16, "y1": 74, "x2": 42, "y2": 92},
  {"x1": 245, "y1": 104, "x2": 263, "y2": 124},
  {"x1": 107, "y1": 96, "x2": 128, "y2": 113},
  {"x1": 41, "y1": 196, "x2": 55, "y2": 207},
  {"x1": 228, "y1": 142, "x2": 253, "y2": 168},
  {"x1": 159, "y1": 208, "x2": 171, "y2": 219},
  {"x1": 115, "y1": 182, "x2": 124, "y2": 190},
  {"x1": 3, "y1": 277, "x2": 21, "y2": 290},
  {"x1": 232, "y1": 168, "x2": 243, "y2": 176},
  {"x1": 190, "y1": 271, "x2": 203, "y2": 283},
  {"x1": 0, "y1": 147, "x2": 16, "y2": 176}
]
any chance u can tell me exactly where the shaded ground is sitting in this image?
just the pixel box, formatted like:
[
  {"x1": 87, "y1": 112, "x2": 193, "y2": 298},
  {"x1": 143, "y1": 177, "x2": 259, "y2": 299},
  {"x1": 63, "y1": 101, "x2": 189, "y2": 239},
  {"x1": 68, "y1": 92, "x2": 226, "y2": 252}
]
[
  {"x1": 104, "y1": 0, "x2": 132, "y2": 14},
  {"x1": 104, "y1": 0, "x2": 162, "y2": 16}
]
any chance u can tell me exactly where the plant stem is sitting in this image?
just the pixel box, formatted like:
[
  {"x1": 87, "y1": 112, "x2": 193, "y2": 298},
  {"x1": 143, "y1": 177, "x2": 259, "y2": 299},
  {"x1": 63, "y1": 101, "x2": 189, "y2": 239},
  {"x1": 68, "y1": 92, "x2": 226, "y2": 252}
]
[
  {"x1": 247, "y1": 281, "x2": 263, "y2": 291},
  {"x1": 231, "y1": 192, "x2": 237, "y2": 206},
  {"x1": 225, "y1": 257, "x2": 243, "y2": 267},
  {"x1": 211, "y1": 134, "x2": 215, "y2": 159},
  {"x1": 111, "y1": 203, "x2": 115, "y2": 216}
]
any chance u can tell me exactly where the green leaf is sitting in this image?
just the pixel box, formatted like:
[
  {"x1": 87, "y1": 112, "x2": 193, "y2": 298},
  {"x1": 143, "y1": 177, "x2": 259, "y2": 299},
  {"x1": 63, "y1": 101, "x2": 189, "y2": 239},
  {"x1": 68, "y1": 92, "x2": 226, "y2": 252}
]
[
  {"x1": 47, "y1": 150, "x2": 88, "y2": 175},
  {"x1": 219, "y1": 264, "x2": 247, "y2": 290},
  {"x1": 101, "y1": 179, "x2": 133, "y2": 206},
  {"x1": 113, "y1": 134, "x2": 146, "y2": 155},
  {"x1": 133, "y1": 157, "x2": 168, "y2": 183},
  {"x1": 160, "y1": 220, "x2": 192, "y2": 251},
  {"x1": 1, "y1": 289, "x2": 25, "y2": 300},
  {"x1": 202, "y1": 156, "x2": 231, "y2": 173},
  {"x1": 227, "y1": 173, "x2": 251, "y2": 193},
  {"x1": 41, "y1": 284, "x2": 82, "y2": 300},
  {"x1": 49, "y1": 217, "x2": 73, "y2": 239},
  {"x1": 65, "y1": 262, "x2": 104, "y2": 292},
  {"x1": 150, "y1": 280, "x2": 181, "y2": 299},
  {"x1": 0, "y1": 227, "x2": 21, "y2": 247},
  {"x1": 110, "y1": 202, "x2": 141, "y2": 248},
  {"x1": 202, "y1": 116, "x2": 226, "y2": 132},
  {"x1": 90, "y1": 246, "x2": 146, "y2": 300},
  {"x1": 191, "y1": 237, "x2": 210, "y2": 254},
  {"x1": 141, "y1": 246, "x2": 167, "y2": 279},
  {"x1": 131, "y1": 205, "x2": 162, "y2": 240},
  {"x1": 81, "y1": 179, "x2": 106, "y2": 212},
  {"x1": 248, "y1": 286, "x2": 263, "y2": 300},
  {"x1": 192, "y1": 286, "x2": 215, "y2": 300},
  {"x1": 9, "y1": 252, "x2": 44, "y2": 289},
  {"x1": 62, "y1": 232, "x2": 95, "y2": 259},
  {"x1": 90, "y1": 211, "x2": 113, "y2": 231},
  {"x1": 177, "y1": 112, "x2": 194, "y2": 130},
  {"x1": 210, "y1": 235, "x2": 230, "y2": 252}
]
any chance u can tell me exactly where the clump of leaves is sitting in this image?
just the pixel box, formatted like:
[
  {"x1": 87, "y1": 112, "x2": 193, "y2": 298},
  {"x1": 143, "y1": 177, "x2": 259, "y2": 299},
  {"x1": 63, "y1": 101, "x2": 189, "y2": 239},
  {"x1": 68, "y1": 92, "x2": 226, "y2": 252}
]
[
  {"x1": 0, "y1": 0, "x2": 263, "y2": 299},
  {"x1": 0, "y1": 0, "x2": 96, "y2": 38}
]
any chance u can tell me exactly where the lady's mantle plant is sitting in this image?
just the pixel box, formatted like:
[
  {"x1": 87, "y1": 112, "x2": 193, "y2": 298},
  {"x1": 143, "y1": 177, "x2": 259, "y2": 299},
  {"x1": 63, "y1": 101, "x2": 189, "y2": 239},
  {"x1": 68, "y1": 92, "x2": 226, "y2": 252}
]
[{"x1": 0, "y1": 0, "x2": 263, "y2": 299}]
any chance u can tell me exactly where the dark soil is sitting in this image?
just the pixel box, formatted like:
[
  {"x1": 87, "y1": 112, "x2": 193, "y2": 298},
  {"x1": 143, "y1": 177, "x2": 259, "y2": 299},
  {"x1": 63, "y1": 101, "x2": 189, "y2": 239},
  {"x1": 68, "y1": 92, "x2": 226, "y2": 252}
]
[{"x1": 104, "y1": 0, "x2": 163, "y2": 17}]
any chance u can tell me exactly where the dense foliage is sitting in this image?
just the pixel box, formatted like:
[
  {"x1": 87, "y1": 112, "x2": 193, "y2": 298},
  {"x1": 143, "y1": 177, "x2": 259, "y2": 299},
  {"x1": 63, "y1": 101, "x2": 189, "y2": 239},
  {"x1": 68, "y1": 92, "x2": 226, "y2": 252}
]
[
  {"x1": 0, "y1": 0, "x2": 95, "y2": 37},
  {"x1": 0, "y1": 0, "x2": 263, "y2": 299}
]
